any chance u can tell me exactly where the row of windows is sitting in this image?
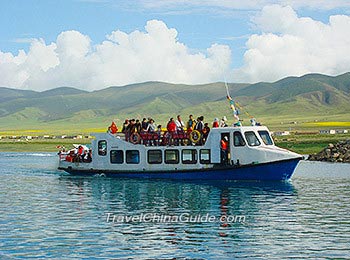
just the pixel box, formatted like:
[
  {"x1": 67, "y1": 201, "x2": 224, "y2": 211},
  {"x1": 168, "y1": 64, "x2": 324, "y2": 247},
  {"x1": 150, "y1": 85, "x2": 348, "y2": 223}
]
[
  {"x1": 110, "y1": 149, "x2": 211, "y2": 165},
  {"x1": 233, "y1": 130, "x2": 273, "y2": 147},
  {"x1": 98, "y1": 130, "x2": 272, "y2": 158}
]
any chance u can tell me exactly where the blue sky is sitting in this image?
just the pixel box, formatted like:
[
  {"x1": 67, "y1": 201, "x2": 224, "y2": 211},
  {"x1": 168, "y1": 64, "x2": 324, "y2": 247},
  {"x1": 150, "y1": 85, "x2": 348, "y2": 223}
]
[{"x1": 1, "y1": 0, "x2": 350, "y2": 90}]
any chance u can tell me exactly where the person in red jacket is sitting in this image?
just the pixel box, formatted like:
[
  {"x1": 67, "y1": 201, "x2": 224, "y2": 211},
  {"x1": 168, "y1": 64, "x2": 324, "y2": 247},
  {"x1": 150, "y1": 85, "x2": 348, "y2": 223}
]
[
  {"x1": 220, "y1": 136, "x2": 229, "y2": 165},
  {"x1": 110, "y1": 121, "x2": 118, "y2": 134},
  {"x1": 167, "y1": 118, "x2": 177, "y2": 145},
  {"x1": 212, "y1": 118, "x2": 219, "y2": 128},
  {"x1": 167, "y1": 118, "x2": 177, "y2": 132}
]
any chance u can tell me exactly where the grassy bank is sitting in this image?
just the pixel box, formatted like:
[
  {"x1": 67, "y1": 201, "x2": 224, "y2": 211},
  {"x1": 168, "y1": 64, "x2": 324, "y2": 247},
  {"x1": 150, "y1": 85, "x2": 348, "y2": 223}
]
[
  {"x1": 273, "y1": 134, "x2": 350, "y2": 154},
  {"x1": 0, "y1": 139, "x2": 91, "y2": 152},
  {"x1": 1, "y1": 134, "x2": 349, "y2": 154}
]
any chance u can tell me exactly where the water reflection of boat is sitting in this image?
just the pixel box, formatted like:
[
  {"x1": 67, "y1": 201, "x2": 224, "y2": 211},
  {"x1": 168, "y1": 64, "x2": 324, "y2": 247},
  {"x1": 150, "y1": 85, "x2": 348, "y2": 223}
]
[
  {"x1": 58, "y1": 176, "x2": 297, "y2": 207},
  {"x1": 58, "y1": 125, "x2": 302, "y2": 181},
  {"x1": 58, "y1": 176, "x2": 297, "y2": 247}
]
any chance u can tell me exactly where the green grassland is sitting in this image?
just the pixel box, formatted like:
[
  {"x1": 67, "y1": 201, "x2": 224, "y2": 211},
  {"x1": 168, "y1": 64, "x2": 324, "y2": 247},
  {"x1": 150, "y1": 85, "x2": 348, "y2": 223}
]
[
  {"x1": 1, "y1": 132, "x2": 350, "y2": 154},
  {"x1": 1, "y1": 73, "x2": 349, "y2": 153},
  {"x1": 273, "y1": 133, "x2": 350, "y2": 154},
  {"x1": 1, "y1": 101, "x2": 349, "y2": 154}
]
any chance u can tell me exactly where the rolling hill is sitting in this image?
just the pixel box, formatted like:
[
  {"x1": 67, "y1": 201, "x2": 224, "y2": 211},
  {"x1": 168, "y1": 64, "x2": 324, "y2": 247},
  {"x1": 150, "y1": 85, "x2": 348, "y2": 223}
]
[{"x1": 0, "y1": 72, "x2": 349, "y2": 134}]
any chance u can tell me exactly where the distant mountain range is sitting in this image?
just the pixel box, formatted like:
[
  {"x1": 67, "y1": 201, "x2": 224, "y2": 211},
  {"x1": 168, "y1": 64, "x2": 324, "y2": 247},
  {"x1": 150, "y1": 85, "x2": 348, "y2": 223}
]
[{"x1": 1, "y1": 72, "x2": 350, "y2": 132}]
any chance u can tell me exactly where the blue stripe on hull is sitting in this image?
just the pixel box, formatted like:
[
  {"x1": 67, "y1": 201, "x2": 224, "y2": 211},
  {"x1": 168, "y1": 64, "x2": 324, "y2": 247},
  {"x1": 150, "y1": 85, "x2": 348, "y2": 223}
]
[{"x1": 62, "y1": 158, "x2": 301, "y2": 181}]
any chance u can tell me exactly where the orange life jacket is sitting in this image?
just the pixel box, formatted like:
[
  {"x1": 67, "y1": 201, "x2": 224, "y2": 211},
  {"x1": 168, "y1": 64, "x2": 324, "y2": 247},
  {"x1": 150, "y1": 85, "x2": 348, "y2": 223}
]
[{"x1": 221, "y1": 140, "x2": 228, "y2": 150}]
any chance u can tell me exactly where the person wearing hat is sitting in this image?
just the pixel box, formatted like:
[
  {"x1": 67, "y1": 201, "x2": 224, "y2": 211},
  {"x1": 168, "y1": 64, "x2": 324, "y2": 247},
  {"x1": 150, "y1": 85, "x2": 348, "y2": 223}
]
[
  {"x1": 220, "y1": 116, "x2": 228, "y2": 127},
  {"x1": 212, "y1": 118, "x2": 219, "y2": 128}
]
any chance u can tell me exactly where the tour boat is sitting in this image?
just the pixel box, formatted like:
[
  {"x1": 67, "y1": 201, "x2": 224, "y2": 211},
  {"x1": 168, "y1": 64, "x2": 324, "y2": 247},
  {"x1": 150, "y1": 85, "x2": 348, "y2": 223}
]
[{"x1": 58, "y1": 125, "x2": 302, "y2": 181}]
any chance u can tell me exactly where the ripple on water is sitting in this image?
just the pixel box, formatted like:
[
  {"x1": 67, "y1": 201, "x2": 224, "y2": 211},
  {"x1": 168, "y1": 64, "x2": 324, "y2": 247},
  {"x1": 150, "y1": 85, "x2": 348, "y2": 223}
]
[{"x1": 0, "y1": 153, "x2": 350, "y2": 259}]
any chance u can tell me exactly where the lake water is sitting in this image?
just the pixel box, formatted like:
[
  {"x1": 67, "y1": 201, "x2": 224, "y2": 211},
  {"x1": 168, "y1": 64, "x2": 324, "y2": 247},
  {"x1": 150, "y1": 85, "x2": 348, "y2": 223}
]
[{"x1": 0, "y1": 152, "x2": 349, "y2": 259}]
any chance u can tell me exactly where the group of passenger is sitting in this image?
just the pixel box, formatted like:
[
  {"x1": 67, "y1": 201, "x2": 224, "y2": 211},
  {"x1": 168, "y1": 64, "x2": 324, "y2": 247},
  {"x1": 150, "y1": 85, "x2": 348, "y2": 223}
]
[
  {"x1": 59, "y1": 145, "x2": 92, "y2": 163},
  {"x1": 110, "y1": 114, "x2": 250, "y2": 146},
  {"x1": 121, "y1": 118, "x2": 160, "y2": 143},
  {"x1": 116, "y1": 114, "x2": 215, "y2": 146},
  {"x1": 155, "y1": 114, "x2": 208, "y2": 145}
]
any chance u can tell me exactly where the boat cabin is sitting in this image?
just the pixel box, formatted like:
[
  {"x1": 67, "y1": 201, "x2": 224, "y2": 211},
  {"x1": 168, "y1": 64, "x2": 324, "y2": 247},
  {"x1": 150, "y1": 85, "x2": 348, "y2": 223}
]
[{"x1": 65, "y1": 125, "x2": 297, "y2": 173}]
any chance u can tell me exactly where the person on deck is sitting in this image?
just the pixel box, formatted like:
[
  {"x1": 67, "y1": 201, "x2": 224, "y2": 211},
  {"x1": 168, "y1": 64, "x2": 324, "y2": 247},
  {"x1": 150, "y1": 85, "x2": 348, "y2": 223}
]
[
  {"x1": 220, "y1": 136, "x2": 229, "y2": 165},
  {"x1": 77, "y1": 145, "x2": 84, "y2": 162},
  {"x1": 167, "y1": 118, "x2": 177, "y2": 145},
  {"x1": 122, "y1": 119, "x2": 130, "y2": 141},
  {"x1": 175, "y1": 115, "x2": 185, "y2": 132},
  {"x1": 141, "y1": 118, "x2": 148, "y2": 132},
  {"x1": 212, "y1": 118, "x2": 219, "y2": 128},
  {"x1": 194, "y1": 116, "x2": 204, "y2": 145},
  {"x1": 156, "y1": 124, "x2": 162, "y2": 146},
  {"x1": 84, "y1": 149, "x2": 92, "y2": 163},
  {"x1": 220, "y1": 116, "x2": 228, "y2": 127},
  {"x1": 126, "y1": 119, "x2": 136, "y2": 141},
  {"x1": 146, "y1": 119, "x2": 156, "y2": 133},
  {"x1": 195, "y1": 116, "x2": 204, "y2": 131},
  {"x1": 186, "y1": 115, "x2": 196, "y2": 133},
  {"x1": 202, "y1": 123, "x2": 210, "y2": 143},
  {"x1": 110, "y1": 121, "x2": 118, "y2": 134},
  {"x1": 167, "y1": 118, "x2": 177, "y2": 133},
  {"x1": 135, "y1": 119, "x2": 142, "y2": 133},
  {"x1": 122, "y1": 119, "x2": 129, "y2": 134}
]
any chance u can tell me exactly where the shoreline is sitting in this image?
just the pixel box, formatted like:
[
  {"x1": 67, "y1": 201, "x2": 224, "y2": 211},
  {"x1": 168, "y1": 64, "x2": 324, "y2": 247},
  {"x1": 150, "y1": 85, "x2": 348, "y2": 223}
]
[
  {"x1": 1, "y1": 134, "x2": 349, "y2": 154},
  {"x1": 0, "y1": 139, "x2": 338, "y2": 155}
]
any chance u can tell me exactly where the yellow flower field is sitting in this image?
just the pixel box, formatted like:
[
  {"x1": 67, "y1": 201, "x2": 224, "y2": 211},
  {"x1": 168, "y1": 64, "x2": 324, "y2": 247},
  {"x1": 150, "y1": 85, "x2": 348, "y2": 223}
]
[{"x1": 304, "y1": 122, "x2": 350, "y2": 127}]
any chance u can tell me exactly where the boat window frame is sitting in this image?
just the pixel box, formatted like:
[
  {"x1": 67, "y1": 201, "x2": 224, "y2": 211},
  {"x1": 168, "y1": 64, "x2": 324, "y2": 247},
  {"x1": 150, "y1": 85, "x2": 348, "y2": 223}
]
[
  {"x1": 258, "y1": 130, "x2": 274, "y2": 145},
  {"x1": 182, "y1": 149, "x2": 197, "y2": 164},
  {"x1": 98, "y1": 140, "x2": 107, "y2": 156},
  {"x1": 233, "y1": 131, "x2": 246, "y2": 147},
  {"x1": 164, "y1": 149, "x2": 179, "y2": 164},
  {"x1": 200, "y1": 149, "x2": 211, "y2": 164},
  {"x1": 110, "y1": 150, "x2": 124, "y2": 164},
  {"x1": 126, "y1": 150, "x2": 140, "y2": 164},
  {"x1": 244, "y1": 131, "x2": 261, "y2": 147},
  {"x1": 148, "y1": 149, "x2": 162, "y2": 164}
]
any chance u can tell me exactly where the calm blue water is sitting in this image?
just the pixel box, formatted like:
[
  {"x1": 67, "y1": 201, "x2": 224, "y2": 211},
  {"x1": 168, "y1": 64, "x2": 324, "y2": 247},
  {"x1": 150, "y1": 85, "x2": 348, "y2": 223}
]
[{"x1": 0, "y1": 152, "x2": 349, "y2": 259}]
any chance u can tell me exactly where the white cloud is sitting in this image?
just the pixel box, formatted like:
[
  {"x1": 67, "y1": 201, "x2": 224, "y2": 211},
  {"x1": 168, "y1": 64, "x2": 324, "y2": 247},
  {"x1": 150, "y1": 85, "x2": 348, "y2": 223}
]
[
  {"x1": 233, "y1": 5, "x2": 350, "y2": 83},
  {"x1": 0, "y1": 20, "x2": 231, "y2": 91}
]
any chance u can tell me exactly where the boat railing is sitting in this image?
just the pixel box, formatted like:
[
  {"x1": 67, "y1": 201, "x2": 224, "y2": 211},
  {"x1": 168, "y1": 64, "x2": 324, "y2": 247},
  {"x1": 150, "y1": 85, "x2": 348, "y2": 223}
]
[{"x1": 111, "y1": 130, "x2": 208, "y2": 146}]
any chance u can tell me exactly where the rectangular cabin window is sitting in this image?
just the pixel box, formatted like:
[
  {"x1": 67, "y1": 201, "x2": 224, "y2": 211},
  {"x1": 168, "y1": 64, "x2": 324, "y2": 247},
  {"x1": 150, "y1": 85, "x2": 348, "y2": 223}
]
[
  {"x1": 200, "y1": 149, "x2": 210, "y2": 164},
  {"x1": 182, "y1": 149, "x2": 197, "y2": 164},
  {"x1": 148, "y1": 150, "x2": 162, "y2": 164},
  {"x1": 165, "y1": 150, "x2": 179, "y2": 164},
  {"x1": 110, "y1": 150, "x2": 123, "y2": 164},
  {"x1": 98, "y1": 140, "x2": 107, "y2": 156},
  {"x1": 234, "y1": 131, "x2": 246, "y2": 147},
  {"x1": 244, "y1": 131, "x2": 261, "y2": 146},
  {"x1": 126, "y1": 150, "x2": 140, "y2": 164},
  {"x1": 258, "y1": 131, "x2": 273, "y2": 145}
]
